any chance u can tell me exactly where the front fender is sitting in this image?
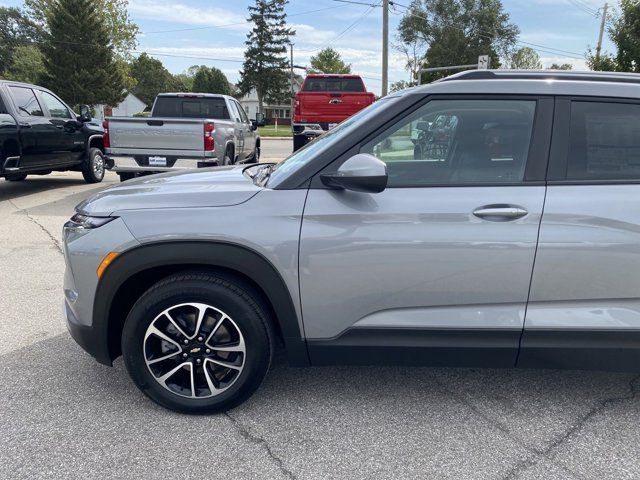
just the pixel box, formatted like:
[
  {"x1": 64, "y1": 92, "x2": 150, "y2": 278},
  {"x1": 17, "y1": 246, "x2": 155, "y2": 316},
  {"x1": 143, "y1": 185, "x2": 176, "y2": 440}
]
[{"x1": 93, "y1": 240, "x2": 310, "y2": 367}]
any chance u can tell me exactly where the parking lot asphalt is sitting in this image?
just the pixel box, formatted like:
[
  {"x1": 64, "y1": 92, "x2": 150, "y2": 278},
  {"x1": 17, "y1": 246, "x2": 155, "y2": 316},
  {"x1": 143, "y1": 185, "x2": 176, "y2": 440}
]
[{"x1": 2, "y1": 140, "x2": 640, "y2": 479}]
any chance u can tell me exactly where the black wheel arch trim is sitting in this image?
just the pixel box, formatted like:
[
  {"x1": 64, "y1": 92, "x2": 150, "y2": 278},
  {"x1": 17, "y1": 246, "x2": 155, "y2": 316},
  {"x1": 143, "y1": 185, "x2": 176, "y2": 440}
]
[{"x1": 92, "y1": 240, "x2": 310, "y2": 367}]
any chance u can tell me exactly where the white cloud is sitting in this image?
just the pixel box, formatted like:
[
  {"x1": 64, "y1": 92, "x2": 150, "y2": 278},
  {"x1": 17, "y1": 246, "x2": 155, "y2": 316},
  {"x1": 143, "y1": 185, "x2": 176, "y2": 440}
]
[{"x1": 130, "y1": 0, "x2": 249, "y2": 32}]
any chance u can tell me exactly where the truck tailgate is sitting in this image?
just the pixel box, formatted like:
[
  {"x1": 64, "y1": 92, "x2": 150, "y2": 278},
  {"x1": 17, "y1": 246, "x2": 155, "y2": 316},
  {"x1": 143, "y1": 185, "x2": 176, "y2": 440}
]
[
  {"x1": 298, "y1": 92, "x2": 374, "y2": 122},
  {"x1": 108, "y1": 117, "x2": 204, "y2": 151}
]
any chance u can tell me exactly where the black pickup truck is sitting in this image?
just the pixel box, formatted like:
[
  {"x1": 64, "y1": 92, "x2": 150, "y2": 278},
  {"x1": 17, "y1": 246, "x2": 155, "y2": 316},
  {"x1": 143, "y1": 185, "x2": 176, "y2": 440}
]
[{"x1": 0, "y1": 80, "x2": 106, "y2": 183}]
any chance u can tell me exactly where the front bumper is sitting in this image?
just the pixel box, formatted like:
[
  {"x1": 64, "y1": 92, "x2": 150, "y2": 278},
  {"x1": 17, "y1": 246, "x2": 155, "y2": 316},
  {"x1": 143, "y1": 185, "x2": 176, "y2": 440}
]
[
  {"x1": 63, "y1": 217, "x2": 139, "y2": 366},
  {"x1": 292, "y1": 123, "x2": 329, "y2": 137},
  {"x1": 65, "y1": 299, "x2": 112, "y2": 365}
]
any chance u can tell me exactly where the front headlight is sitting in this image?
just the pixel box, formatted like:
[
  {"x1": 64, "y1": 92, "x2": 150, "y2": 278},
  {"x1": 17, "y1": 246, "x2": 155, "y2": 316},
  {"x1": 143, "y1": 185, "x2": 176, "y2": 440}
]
[{"x1": 65, "y1": 213, "x2": 115, "y2": 230}]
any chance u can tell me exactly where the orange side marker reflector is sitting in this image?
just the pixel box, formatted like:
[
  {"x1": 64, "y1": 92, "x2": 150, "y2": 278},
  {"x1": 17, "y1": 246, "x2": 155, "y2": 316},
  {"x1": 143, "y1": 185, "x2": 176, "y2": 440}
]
[{"x1": 97, "y1": 252, "x2": 120, "y2": 279}]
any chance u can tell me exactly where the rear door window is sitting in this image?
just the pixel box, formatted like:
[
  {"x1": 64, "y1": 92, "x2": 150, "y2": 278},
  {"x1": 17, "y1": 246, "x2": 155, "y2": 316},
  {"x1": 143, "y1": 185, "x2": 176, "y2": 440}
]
[
  {"x1": 566, "y1": 101, "x2": 640, "y2": 180},
  {"x1": 302, "y1": 78, "x2": 365, "y2": 92},
  {"x1": 9, "y1": 86, "x2": 43, "y2": 117},
  {"x1": 153, "y1": 96, "x2": 230, "y2": 119}
]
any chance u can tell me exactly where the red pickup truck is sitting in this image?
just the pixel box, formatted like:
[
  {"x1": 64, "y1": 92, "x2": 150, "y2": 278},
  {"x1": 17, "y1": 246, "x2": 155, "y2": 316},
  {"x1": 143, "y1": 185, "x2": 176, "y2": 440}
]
[{"x1": 292, "y1": 74, "x2": 376, "y2": 151}]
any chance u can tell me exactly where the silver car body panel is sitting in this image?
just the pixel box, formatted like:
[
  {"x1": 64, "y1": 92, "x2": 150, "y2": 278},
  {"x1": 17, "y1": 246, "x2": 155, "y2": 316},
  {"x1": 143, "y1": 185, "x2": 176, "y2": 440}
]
[
  {"x1": 526, "y1": 185, "x2": 640, "y2": 330},
  {"x1": 299, "y1": 186, "x2": 545, "y2": 339}
]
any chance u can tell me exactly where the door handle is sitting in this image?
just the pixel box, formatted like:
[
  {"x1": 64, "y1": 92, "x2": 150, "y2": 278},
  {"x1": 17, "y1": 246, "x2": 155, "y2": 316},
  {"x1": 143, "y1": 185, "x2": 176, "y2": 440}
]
[
  {"x1": 18, "y1": 122, "x2": 31, "y2": 128},
  {"x1": 473, "y1": 204, "x2": 528, "y2": 221}
]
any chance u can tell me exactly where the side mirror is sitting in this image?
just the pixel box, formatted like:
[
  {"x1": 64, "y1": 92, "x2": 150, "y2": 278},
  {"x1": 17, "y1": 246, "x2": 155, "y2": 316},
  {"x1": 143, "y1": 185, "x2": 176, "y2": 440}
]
[
  {"x1": 320, "y1": 153, "x2": 388, "y2": 193},
  {"x1": 78, "y1": 104, "x2": 91, "y2": 122},
  {"x1": 253, "y1": 112, "x2": 266, "y2": 127}
]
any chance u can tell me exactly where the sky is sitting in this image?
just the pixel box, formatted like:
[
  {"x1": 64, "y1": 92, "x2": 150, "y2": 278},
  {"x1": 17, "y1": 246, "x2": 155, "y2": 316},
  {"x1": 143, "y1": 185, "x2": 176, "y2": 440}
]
[{"x1": 4, "y1": 0, "x2": 615, "y2": 95}]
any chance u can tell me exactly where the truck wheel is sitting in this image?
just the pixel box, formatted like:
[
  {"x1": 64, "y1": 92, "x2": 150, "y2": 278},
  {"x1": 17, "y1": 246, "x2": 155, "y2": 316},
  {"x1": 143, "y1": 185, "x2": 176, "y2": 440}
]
[
  {"x1": 293, "y1": 135, "x2": 307, "y2": 152},
  {"x1": 246, "y1": 142, "x2": 260, "y2": 164},
  {"x1": 118, "y1": 172, "x2": 135, "y2": 182},
  {"x1": 121, "y1": 271, "x2": 274, "y2": 413},
  {"x1": 82, "y1": 148, "x2": 105, "y2": 184},
  {"x1": 5, "y1": 173, "x2": 27, "y2": 182},
  {"x1": 224, "y1": 146, "x2": 234, "y2": 166}
]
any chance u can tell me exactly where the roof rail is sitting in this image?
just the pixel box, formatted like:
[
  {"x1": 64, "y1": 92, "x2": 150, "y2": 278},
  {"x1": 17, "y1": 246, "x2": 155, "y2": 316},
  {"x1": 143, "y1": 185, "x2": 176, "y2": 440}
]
[{"x1": 438, "y1": 69, "x2": 640, "y2": 85}]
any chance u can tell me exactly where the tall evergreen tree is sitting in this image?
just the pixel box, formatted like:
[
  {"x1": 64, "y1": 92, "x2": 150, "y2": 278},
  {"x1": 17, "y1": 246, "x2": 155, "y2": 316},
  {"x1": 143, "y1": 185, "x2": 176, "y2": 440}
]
[
  {"x1": 41, "y1": 0, "x2": 125, "y2": 106},
  {"x1": 238, "y1": 0, "x2": 294, "y2": 113}
]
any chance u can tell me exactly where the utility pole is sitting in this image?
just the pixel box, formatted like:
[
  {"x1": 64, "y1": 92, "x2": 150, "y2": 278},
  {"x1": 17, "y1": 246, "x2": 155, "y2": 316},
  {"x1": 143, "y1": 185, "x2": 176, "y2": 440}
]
[
  {"x1": 596, "y1": 2, "x2": 608, "y2": 64},
  {"x1": 382, "y1": 0, "x2": 389, "y2": 96}
]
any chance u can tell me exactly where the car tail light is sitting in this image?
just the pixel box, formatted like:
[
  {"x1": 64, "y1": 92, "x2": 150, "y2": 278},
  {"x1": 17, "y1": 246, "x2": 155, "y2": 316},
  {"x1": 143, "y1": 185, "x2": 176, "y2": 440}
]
[
  {"x1": 204, "y1": 122, "x2": 214, "y2": 151},
  {"x1": 294, "y1": 96, "x2": 301, "y2": 116},
  {"x1": 102, "y1": 120, "x2": 110, "y2": 148}
]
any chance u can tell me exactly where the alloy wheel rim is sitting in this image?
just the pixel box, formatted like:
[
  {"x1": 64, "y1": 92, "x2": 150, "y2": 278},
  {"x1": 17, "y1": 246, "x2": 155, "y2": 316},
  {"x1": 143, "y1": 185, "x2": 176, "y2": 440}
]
[
  {"x1": 143, "y1": 302, "x2": 246, "y2": 398},
  {"x1": 93, "y1": 153, "x2": 104, "y2": 178}
]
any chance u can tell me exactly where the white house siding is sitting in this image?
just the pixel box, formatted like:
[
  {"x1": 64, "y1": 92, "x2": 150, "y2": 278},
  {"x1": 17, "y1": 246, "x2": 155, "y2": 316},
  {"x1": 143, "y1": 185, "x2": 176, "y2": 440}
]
[{"x1": 96, "y1": 92, "x2": 147, "y2": 120}]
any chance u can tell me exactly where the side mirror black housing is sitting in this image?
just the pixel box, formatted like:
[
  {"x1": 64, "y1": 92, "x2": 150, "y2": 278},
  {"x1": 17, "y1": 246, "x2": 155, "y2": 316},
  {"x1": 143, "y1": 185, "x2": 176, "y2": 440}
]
[
  {"x1": 320, "y1": 153, "x2": 388, "y2": 193},
  {"x1": 252, "y1": 112, "x2": 266, "y2": 127},
  {"x1": 250, "y1": 122, "x2": 259, "y2": 131},
  {"x1": 78, "y1": 104, "x2": 91, "y2": 122}
]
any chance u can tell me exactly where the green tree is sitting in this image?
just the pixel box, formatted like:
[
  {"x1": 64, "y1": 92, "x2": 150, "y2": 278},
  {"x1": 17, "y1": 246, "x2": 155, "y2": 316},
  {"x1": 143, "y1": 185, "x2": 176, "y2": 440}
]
[
  {"x1": 0, "y1": 7, "x2": 43, "y2": 75},
  {"x1": 389, "y1": 80, "x2": 412, "y2": 92},
  {"x1": 192, "y1": 66, "x2": 232, "y2": 95},
  {"x1": 549, "y1": 63, "x2": 573, "y2": 70},
  {"x1": 509, "y1": 47, "x2": 542, "y2": 69},
  {"x1": 40, "y1": 0, "x2": 126, "y2": 106},
  {"x1": 309, "y1": 47, "x2": 351, "y2": 74},
  {"x1": 25, "y1": 0, "x2": 137, "y2": 89},
  {"x1": 129, "y1": 53, "x2": 178, "y2": 107},
  {"x1": 397, "y1": 0, "x2": 519, "y2": 83},
  {"x1": 3, "y1": 45, "x2": 45, "y2": 83},
  {"x1": 24, "y1": 0, "x2": 137, "y2": 57},
  {"x1": 238, "y1": 0, "x2": 294, "y2": 113}
]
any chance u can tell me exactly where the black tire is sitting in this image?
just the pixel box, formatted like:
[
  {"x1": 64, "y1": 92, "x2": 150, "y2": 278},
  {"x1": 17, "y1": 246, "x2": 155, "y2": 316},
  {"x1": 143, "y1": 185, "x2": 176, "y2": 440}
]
[
  {"x1": 82, "y1": 147, "x2": 105, "y2": 184},
  {"x1": 121, "y1": 272, "x2": 274, "y2": 414},
  {"x1": 224, "y1": 146, "x2": 234, "y2": 166},
  {"x1": 246, "y1": 142, "x2": 259, "y2": 164},
  {"x1": 293, "y1": 134, "x2": 307, "y2": 152},
  {"x1": 5, "y1": 173, "x2": 27, "y2": 182},
  {"x1": 118, "y1": 172, "x2": 135, "y2": 182}
]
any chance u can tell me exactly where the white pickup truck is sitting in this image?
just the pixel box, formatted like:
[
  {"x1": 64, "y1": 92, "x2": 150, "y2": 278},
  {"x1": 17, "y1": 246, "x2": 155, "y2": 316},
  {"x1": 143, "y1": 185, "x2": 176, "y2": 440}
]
[{"x1": 104, "y1": 93, "x2": 264, "y2": 181}]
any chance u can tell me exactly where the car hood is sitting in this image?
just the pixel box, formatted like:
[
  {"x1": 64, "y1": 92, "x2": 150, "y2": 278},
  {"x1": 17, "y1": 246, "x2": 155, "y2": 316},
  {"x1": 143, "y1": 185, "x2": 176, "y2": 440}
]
[{"x1": 77, "y1": 166, "x2": 262, "y2": 216}]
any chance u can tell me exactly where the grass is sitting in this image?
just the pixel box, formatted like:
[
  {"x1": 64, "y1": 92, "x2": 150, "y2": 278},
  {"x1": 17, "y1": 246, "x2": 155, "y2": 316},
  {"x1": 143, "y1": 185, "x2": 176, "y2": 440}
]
[{"x1": 259, "y1": 125, "x2": 292, "y2": 137}]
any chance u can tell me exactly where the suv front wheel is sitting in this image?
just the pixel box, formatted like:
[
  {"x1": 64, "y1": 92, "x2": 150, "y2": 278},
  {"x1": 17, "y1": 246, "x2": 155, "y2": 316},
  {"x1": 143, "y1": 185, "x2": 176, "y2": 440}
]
[{"x1": 121, "y1": 272, "x2": 273, "y2": 413}]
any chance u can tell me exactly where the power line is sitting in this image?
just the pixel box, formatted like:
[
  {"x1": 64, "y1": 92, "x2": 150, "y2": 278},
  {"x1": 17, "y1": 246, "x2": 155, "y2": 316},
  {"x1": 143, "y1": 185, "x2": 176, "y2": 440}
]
[
  {"x1": 566, "y1": 0, "x2": 598, "y2": 17},
  {"x1": 297, "y1": 2, "x2": 380, "y2": 53}
]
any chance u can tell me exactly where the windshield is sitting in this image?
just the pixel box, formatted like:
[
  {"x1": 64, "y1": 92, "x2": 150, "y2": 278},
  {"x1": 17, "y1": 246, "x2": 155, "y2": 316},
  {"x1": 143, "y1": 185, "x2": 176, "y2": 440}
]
[{"x1": 266, "y1": 97, "x2": 396, "y2": 187}]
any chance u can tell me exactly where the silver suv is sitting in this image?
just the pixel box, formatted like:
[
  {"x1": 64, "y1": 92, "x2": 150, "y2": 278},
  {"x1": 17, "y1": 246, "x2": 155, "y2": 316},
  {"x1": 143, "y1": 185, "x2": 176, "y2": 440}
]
[{"x1": 64, "y1": 70, "x2": 640, "y2": 413}]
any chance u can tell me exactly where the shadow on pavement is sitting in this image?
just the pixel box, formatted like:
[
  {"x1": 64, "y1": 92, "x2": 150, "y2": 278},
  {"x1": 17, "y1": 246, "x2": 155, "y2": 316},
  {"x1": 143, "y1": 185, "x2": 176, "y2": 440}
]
[{"x1": 0, "y1": 176, "x2": 91, "y2": 201}]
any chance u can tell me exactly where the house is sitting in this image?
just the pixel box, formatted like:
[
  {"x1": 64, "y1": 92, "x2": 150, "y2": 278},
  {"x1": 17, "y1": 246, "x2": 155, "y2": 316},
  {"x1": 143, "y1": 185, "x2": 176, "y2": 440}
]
[
  {"x1": 95, "y1": 91, "x2": 146, "y2": 121},
  {"x1": 239, "y1": 76, "x2": 303, "y2": 125}
]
